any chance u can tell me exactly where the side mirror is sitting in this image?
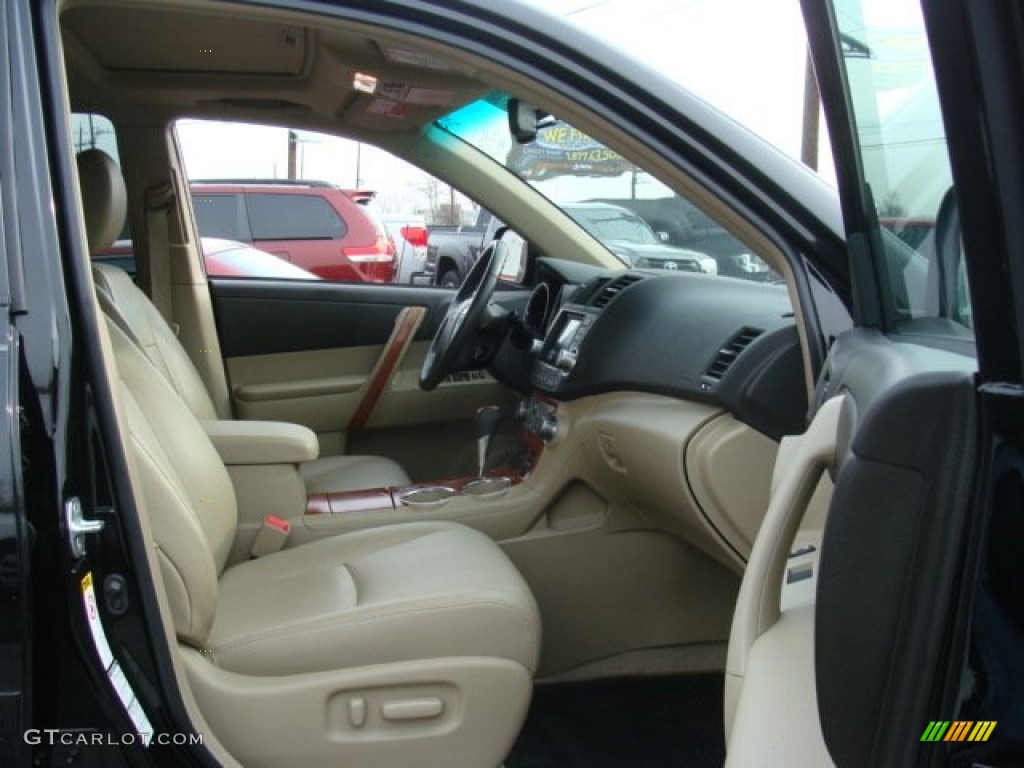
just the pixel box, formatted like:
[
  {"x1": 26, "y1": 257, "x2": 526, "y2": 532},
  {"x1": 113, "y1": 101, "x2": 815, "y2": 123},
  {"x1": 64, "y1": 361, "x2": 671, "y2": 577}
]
[
  {"x1": 497, "y1": 230, "x2": 529, "y2": 284},
  {"x1": 410, "y1": 272, "x2": 434, "y2": 287}
]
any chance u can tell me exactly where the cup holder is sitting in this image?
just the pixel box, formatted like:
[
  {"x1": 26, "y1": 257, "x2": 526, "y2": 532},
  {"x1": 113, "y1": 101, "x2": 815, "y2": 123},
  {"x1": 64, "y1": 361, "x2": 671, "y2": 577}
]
[
  {"x1": 462, "y1": 476, "x2": 512, "y2": 499},
  {"x1": 399, "y1": 486, "x2": 456, "y2": 508}
]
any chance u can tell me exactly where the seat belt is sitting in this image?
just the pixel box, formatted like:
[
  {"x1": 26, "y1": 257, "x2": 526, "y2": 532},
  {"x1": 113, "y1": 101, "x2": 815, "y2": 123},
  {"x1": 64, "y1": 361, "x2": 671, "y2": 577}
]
[{"x1": 144, "y1": 181, "x2": 176, "y2": 328}]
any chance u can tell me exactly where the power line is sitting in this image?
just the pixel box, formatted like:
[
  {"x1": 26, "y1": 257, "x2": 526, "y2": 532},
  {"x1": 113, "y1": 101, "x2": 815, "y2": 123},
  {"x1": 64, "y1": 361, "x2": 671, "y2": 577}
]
[{"x1": 567, "y1": 0, "x2": 614, "y2": 17}]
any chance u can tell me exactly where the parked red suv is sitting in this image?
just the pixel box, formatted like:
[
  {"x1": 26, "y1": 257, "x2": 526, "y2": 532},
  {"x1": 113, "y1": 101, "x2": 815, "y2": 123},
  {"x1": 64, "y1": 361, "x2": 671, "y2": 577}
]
[{"x1": 190, "y1": 180, "x2": 397, "y2": 282}]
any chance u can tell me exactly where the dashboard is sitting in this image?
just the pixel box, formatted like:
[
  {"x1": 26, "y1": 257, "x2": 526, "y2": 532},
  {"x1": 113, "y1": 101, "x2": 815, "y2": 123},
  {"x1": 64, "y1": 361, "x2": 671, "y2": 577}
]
[{"x1": 523, "y1": 259, "x2": 808, "y2": 442}]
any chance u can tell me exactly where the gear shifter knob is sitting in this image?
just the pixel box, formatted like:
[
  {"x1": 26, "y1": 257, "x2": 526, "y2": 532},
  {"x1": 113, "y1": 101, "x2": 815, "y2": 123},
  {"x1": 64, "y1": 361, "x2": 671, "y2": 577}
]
[{"x1": 475, "y1": 405, "x2": 502, "y2": 478}]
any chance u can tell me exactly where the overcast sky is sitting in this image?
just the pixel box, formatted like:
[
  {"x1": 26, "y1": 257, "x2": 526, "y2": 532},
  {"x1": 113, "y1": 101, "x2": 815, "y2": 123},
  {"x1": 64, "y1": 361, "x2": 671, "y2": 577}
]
[{"x1": 527, "y1": 0, "x2": 814, "y2": 154}]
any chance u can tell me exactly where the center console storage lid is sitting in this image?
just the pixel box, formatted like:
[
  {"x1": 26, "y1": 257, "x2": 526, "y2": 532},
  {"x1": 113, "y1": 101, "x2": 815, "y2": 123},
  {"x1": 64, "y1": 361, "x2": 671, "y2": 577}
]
[{"x1": 203, "y1": 420, "x2": 319, "y2": 465}]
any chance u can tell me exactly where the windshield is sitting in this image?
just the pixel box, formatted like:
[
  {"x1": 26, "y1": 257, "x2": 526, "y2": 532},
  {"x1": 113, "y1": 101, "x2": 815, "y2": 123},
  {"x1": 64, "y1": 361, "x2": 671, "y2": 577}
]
[
  {"x1": 566, "y1": 206, "x2": 659, "y2": 245},
  {"x1": 436, "y1": 93, "x2": 770, "y2": 282}
]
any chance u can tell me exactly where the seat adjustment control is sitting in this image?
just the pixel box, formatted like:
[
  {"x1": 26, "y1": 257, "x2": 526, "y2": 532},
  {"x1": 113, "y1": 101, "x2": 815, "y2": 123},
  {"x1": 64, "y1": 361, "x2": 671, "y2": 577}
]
[
  {"x1": 380, "y1": 697, "x2": 444, "y2": 722},
  {"x1": 347, "y1": 696, "x2": 367, "y2": 728}
]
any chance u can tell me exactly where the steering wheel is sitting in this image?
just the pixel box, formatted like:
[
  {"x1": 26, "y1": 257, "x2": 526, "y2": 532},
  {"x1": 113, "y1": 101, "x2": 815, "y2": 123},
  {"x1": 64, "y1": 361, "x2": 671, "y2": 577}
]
[{"x1": 419, "y1": 240, "x2": 506, "y2": 390}]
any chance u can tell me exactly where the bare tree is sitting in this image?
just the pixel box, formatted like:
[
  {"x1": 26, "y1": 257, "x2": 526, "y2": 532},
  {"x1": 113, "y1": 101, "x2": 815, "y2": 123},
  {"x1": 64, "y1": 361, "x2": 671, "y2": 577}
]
[
  {"x1": 418, "y1": 177, "x2": 464, "y2": 224},
  {"x1": 420, "y1": 177, "x2": 442, "y2": 224}
]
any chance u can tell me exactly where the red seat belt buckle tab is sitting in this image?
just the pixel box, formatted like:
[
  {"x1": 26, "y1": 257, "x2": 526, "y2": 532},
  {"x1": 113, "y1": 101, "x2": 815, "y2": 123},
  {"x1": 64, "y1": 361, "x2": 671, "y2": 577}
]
[{"x1": 251, "y1": 515, "x2": 292, "y2": 557}]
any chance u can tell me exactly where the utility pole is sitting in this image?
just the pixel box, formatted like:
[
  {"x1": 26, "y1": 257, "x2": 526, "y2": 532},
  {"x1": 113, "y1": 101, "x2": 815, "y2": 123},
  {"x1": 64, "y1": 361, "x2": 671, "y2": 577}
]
[
  {"x1": 801, "y1": 48, "x2": 820, "y2": 171},
  {"x1": 287, "y1": 130, "x2": 297, "y2": 179}
]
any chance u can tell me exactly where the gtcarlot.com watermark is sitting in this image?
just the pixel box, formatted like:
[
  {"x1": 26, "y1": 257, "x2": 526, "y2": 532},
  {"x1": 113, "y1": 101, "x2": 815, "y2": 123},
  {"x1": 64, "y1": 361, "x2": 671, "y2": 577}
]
[{"x1": 25, "y1": 729, "x2": 203, "y2": 747}]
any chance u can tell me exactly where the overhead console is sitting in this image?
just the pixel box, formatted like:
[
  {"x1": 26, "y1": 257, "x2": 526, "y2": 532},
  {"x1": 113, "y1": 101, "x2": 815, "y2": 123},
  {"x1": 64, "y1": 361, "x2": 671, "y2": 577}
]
[{"x1": 529, "y1": 269, "x2": 809, "y2": 440}]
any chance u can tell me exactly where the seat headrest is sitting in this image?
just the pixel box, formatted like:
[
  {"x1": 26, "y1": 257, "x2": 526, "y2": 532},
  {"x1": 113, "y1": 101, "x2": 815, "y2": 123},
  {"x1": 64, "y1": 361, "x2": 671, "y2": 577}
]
[{"x1": 77, "y1": 149, "x2": 127, "y2": 255}]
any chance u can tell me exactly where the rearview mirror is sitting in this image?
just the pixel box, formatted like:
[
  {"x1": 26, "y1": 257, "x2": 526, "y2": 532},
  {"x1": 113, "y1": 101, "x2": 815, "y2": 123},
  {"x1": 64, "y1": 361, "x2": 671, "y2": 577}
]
[
  {"x1": 508, "y1": 99, "x2": 538, "y2": 143},
  {"x1": 507, "y1": 99, "x2": 555, "y2": 144}
]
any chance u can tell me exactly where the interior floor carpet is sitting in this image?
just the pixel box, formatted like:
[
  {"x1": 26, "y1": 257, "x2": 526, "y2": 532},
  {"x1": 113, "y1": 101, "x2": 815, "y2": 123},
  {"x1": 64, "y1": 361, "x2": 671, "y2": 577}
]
[{"x1": 505, "y1": 672, "x2": 726, "y2": 768}]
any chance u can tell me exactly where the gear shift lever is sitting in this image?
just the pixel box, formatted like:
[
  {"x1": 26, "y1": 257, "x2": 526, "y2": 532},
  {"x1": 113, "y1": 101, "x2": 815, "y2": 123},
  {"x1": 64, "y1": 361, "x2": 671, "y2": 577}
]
[{"x1": 475, "y1": 405, "x2": 502, "y2": 479}]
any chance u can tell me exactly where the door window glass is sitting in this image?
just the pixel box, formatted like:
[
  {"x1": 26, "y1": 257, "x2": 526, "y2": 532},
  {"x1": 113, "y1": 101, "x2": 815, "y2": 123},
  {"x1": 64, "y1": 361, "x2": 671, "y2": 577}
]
[
  {"x1": 72, "y1": 113, "x2": 120, "y2": 164},
  {"x1": 176, "y1": 119, "x2": 461, "y2": 285},
  {"x1": 832, "y1": 0, "x2": 972, "y2": 333},
  {"x1": 192, "y1": 194, "x2": 248, "y2": 241}
]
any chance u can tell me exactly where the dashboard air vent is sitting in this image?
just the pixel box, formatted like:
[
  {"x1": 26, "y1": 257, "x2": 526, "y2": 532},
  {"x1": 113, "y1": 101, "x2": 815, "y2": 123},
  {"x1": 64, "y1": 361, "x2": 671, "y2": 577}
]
[
  {"x1": 590, "y1": 274, "x2": 644, "y2": 309},
  {"x1": 702, "y1": 327, "x2": 763, "y2": 387}
]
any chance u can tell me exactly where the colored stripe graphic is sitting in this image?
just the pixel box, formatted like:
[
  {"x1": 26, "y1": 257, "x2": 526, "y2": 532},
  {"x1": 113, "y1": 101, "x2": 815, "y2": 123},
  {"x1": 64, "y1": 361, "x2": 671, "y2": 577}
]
[
  {"x1": 944, "y1": 721, "x2": 973, "y2": 741},
  {"x1": 968, "y1": 721, "x2": 997, "y2": 742},
  {"x1": 921, "y1": 721, "x2": 949, "y2": 742},
  {"x1": 921, "y1": 720, "x2": 997, "y2": 742}
]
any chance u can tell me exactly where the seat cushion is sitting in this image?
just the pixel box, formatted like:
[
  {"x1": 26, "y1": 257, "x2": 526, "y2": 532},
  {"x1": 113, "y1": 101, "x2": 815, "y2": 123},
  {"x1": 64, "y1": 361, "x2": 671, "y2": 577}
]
[
  {"x1": 205, "y1": 521, "x2": 540, "y2": 676},
  {"x1": 301, "y1": 454, "x2": 411, "y2": 493}
]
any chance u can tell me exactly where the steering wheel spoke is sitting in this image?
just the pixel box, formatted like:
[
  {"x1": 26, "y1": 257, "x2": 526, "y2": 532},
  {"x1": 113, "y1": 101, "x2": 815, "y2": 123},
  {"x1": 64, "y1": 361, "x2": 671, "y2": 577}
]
[{"x1": 419, "y1": 240, "x2": 507, "y2": 390}]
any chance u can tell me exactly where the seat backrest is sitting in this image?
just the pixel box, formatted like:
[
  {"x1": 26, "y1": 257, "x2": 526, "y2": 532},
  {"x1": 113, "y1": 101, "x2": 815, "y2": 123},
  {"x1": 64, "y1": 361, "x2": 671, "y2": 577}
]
[
  {"x1": 93, "y1": 263, "x2": 219, "y2": 420},
  {"x1": 106, "y1": 315, "x2": 237, "y2": 645},
  {"x1": 76, "y1": 149, "x2": 221, "y2": 421}
]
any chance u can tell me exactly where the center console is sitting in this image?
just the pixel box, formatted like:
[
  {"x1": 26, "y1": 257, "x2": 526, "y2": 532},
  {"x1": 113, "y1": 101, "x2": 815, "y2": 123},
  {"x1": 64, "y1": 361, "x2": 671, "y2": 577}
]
[
  {"x1": 517, "y1": 397, "x2": 559, "y2": 443},
  {"x1": 296, "y1": 287, "x2": 611, "y2": 529},
  {"x1": 531, "y1": 309, "x2": 594, "y2": 391},
  {"x1": 306, "y1": 418, "x2": 545, "y2": 517}
]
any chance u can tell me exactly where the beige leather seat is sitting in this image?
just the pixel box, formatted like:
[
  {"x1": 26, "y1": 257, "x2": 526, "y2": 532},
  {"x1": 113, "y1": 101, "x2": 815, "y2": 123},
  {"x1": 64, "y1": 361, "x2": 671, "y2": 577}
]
[
  {"x1": 105, "y1": 312, "x2": 540, "y2": 767},
  {"x1": 78, "y1": 148, "x2": 410, "y2": 494}
]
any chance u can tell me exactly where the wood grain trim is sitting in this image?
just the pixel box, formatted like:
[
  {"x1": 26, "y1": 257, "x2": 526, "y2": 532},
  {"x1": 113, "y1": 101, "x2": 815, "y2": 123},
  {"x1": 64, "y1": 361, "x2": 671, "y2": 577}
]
[
  {"x1": 305, "y1": 493, "x2": 333, "y2": 515},
  {"x1": 347, "y1": 305, "x2": 426, "y2": 433},
  {"x1": 306, "y1": 488, "x2": 395, "y2": 515},
  {"x1": 306, "y1": 429, "x2": 543, "y2": 516},
  {"x1": 399, "y1": 429, "x2": 544, "y2": 493}
]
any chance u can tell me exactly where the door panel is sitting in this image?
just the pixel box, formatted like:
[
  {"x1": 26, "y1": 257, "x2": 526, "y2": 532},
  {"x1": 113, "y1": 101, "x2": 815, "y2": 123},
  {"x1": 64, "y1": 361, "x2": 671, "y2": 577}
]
[
  {"x1": 779, "y1": 2, "x2": 984, "y2": 764},
  {"x1": 211, "y1": 280, "x2": 448, "y2": 356},
  {"x1": 923, "y1": 0, "x2": 1024, "y2": 758},
  {"x1": 811, "y1": 328, "x2": 977, "y2": 766},
  {"x1": 209, "y1": 279, "x2": 522, "y2": 481}
]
